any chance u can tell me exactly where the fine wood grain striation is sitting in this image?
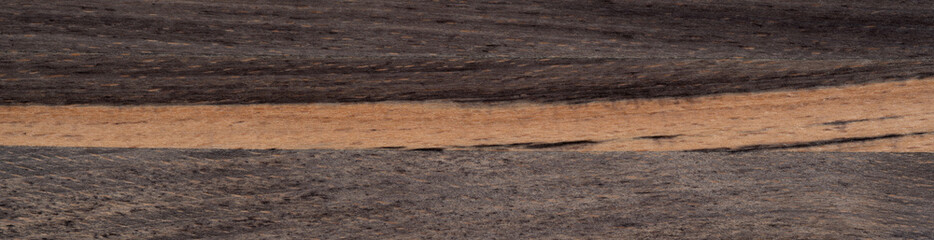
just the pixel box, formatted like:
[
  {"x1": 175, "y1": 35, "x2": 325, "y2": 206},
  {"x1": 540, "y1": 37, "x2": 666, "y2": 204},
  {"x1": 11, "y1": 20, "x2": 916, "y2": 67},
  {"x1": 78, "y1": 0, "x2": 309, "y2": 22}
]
[
  {"x1": 3, "y1": 0, "x2": 934, "y2": 105},
  {"x1": 4, "y1": 0, "x2": 933, "y2": 59},
  {"x1": 3, "y1": 55, "x2": 933, "y2": 105},
  {"x1": 1, "y1": 147, "x2": 931, "y2": 239}
]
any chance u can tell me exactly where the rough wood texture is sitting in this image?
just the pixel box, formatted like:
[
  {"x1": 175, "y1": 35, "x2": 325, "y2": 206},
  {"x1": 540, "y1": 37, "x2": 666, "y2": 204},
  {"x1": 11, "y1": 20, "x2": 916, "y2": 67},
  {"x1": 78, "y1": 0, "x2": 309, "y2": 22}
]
[{"x1": 1, "y1": 147, "x2": 932, "y2": 239}]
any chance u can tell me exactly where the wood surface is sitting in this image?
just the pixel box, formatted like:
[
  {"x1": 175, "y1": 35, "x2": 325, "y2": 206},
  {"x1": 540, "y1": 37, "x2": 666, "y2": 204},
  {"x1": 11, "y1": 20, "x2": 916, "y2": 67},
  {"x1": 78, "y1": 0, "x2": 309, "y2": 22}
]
[
  {"x1": 2, "y1": 0, "x2": 933, "y2": 239},
  {"x1": 1, "y1": 147, "x2": 932, "y2": 239},
  {"x1": 4, "y1": 0, "x2": 934, "y2": 106},
  {"x1": 2, "y1": 0, "x2": 933, "y2": 151},
  {"x1": 2, "y1": 79, "x2": 934, "y2": 151}
]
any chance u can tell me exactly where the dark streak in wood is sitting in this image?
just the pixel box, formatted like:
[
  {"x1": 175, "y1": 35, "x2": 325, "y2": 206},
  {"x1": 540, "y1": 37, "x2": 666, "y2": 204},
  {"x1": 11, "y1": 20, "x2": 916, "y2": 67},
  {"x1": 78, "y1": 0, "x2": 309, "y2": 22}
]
[
  {"x1": 689, "y1": 131, "x2": 934, "y2": 153},
  {"x1": 634, "y1": 135, "x2": 682, "y2": 140},
  {"x1": 459, "y1": 140, "x2": 600, "y2": 149},
  {"x1": 820, "y1": 115, "x2": 902, "y2": 126}
]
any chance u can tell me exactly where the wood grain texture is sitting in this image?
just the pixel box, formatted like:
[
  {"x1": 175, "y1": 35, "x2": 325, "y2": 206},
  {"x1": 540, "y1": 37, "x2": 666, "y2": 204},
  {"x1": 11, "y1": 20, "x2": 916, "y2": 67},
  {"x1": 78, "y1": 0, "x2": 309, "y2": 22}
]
[
  {"x1": 3, "y1": 1, "x2": 934, "y2": 238},
  {"x1": 4, "y1": 0, "x2": 933, "y2": 59},
  {"x1": 3, "y1": 0, "x2": 934, "y2": 105},
  {"x1": 1, "y1": 147, "x2": 932, "y2": 239},
  {"x1": 3, "y1": 0, "x2": 932, "y2": 151},
  {"x1": 2, "y1": 79, "x2": 933, "y2": 151}
]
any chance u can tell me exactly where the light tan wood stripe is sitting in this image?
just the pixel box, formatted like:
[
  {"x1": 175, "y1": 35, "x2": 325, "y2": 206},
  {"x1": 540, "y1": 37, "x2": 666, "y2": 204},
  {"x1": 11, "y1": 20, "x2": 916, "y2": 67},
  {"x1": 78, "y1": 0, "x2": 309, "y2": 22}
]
[{"x1": 1, "y1": 78, "x2": 933, "y2": 152}]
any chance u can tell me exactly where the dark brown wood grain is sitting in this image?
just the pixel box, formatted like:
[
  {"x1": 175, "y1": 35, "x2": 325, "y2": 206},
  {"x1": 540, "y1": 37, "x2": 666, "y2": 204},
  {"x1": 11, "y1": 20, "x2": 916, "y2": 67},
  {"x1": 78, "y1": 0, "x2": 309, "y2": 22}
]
[
  {"x1": 1, "y1": 147, "x2": 932, "y2": 239},
  {"x1": 3, "y1": 0, "x2": 934, "y2": 105}
]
